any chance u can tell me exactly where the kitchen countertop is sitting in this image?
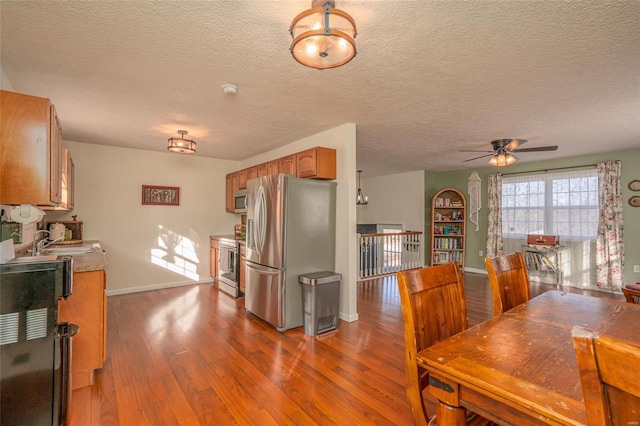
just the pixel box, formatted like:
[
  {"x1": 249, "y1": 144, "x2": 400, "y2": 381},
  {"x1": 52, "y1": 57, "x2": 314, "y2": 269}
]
[{"x1": 50, "y1": 240, "x2": 108, "y2": 273}]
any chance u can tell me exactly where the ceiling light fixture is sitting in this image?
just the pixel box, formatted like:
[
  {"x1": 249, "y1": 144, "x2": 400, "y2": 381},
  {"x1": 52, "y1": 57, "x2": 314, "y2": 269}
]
[
  {"x1": 488, "y1": 149, "x2": 517, "y2": 167},
  {"x1": 356, "y1": 170, "x2": 368, "y2": 205},
  {"x1": 290, "y1": 0, "x2": 357, "y2": 70},
  {"x1": 167, "y1": 130, "x2": 196, "y2": 154}
]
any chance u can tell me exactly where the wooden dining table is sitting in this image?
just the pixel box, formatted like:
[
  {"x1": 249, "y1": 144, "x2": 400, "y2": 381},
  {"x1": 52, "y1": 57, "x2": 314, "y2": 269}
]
[{"x1": 416, "y1": 290, "x2": 640, "y2": 425}]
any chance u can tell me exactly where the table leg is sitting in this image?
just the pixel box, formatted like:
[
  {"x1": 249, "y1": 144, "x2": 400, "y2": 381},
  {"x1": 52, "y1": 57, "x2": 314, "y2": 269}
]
[{"x1": 435, "y1": 401, "x2": 466, "y2": 425}]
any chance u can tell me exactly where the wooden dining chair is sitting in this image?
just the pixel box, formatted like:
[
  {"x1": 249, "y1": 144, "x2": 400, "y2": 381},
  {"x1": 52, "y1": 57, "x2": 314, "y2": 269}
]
[
  {"x1": 396, "y1": 263, "x2": 493, "y2": 426},
  {"x1": 485, "y1": 252, "x2": 531, "y2": 316},
  {"x1": 572, "y1": 326, "x2": 640, "y2": 426},
  {"x1": 622, "y1": 285, "x2": 640, "y2": 304}
]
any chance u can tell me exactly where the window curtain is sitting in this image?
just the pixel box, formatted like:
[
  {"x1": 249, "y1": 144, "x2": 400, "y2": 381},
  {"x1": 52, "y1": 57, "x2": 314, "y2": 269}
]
[
  {"x1": 486, "y1": 173, "x2": 503, "y2": 258},
  {"x1": 596, "y1": 161, "x2": 624, "y2": 291}
]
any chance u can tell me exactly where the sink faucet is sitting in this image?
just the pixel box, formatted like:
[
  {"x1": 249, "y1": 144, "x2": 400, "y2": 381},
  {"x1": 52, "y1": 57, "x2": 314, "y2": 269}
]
[{"x1": 31, "y1": 230, "x2": 64, "y2": 256}]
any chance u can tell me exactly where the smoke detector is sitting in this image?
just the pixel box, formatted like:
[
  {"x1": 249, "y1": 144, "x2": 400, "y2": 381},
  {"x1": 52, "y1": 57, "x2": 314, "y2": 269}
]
[{"x1": 222, "y1": 84, "x2": 237, "y2": 94}]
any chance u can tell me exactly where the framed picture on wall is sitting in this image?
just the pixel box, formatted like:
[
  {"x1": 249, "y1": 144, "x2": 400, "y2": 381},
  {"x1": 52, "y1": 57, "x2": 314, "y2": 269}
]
[{"x1": 142, "y1": 185, "x2": 180, "y2": 206}]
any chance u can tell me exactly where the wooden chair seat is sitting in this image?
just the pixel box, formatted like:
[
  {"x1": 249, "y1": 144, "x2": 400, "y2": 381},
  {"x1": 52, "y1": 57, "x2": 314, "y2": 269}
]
[
  {"x1": 572, "y1": 326, "x2": 640, "y2": 425},
  {"x1": 622, "y1": 285, "x2": 640, "y2": 304},
  {"x1": 397, "y1": 263, "x2": 495, "y2": 425},
  {"x1": 485, "y1": 252, "x2": 531, "y2": 316}
]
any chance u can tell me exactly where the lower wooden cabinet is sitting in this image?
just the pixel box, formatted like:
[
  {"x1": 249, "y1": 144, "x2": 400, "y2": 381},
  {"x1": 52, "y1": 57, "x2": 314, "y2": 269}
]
[
  {"x1": 210, "y1": 237, "x2": 220, "y2": 279},
  {"x1": 58, "y1": 269, "x2": 107, "y2": 390},
  {"x1": 239, "y1": 242, "x2": 246, "y2": 294}
]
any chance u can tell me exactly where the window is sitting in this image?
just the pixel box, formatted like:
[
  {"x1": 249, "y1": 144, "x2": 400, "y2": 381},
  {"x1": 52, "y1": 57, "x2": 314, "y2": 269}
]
[{"x1": 502, "y1": 169, "x2": 598, "y2": 240}]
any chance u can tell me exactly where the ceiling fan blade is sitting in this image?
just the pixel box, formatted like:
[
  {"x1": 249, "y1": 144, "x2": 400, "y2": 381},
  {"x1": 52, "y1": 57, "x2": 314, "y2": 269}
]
[
  {"x1": 463, "y1": 153, "x2": 494, "y2": 162},
  {"x1": 513, "y1": 145, "x2": 558, "y2": 153},
  {"x1": 459, "y1": 149, "x2": 494, "y2": 153},
  {"x1": 504, "y1": 139, "x2": 527, "y2": 151}
]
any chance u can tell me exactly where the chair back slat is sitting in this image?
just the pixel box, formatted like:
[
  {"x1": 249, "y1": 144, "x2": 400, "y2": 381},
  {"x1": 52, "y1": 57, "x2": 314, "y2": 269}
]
[
  {"x1": 485, "y1": 252, "x2": 531, "y2": 316},
  {"x1": 396, "y1": 262, "x2": 468, "y2": 425},
  {"x1": 572, "y1": 326, "x2": 640, "y2": 426}
]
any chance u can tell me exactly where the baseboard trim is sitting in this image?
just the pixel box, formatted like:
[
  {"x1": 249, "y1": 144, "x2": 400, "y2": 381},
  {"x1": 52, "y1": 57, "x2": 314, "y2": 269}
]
[
  {"x1": 464, "y1": 267, "x2": 487, "y2": 275},
  {"x1": 106, "y1": 278, "x2": 214, "y2": 296},
  {"x1": 339, "y1": 312, "x2": 359, "y2": 322}
]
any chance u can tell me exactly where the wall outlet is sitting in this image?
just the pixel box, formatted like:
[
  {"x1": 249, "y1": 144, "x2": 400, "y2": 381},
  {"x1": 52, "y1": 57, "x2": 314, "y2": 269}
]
[
  {"x1": 634, "y1": 265, "x2": 640, "y2": 273},
  {"x1": 479, "y1": 250, "x2": 483, "y2": 257}
]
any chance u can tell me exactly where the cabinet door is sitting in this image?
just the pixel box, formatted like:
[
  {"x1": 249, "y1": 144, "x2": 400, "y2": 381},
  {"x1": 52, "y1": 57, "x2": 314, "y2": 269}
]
[
  {"x1": 239, "y1": 243, "x2": 246, "y2": 294},
  {"x1": 225, "y1": 173, "x2": 235, "y2": 212},
  {"x1": 49, "y1": 104, "x2": 63, "y2": 204},
  {"x1": 238, "y1": 169, "x2": 249, "y2": 190},
  {"x1": 257, "y1": 163, "x2": 268, "y2": 177},
  {"x1": 246, "y1": 166, "x2": 258, "y2": 182},
  {"x1": 279, "y1": 155, "x2": 296, "y2": 175},
  {"x1": 58, "y1": 269, "x2": 106, "y2": 390},
  {"x1": 210, "y1": 238, "x2": 220, "y2": 278},
  {"x1": 267, "y1": 159, "x2": 280, "y2": 176},
  {"x1": 0, "y1": 90, "x2": 62, "y2": 205},
  {"x1": 296, "y1": 147, "x2": 336, "y2": 180}
]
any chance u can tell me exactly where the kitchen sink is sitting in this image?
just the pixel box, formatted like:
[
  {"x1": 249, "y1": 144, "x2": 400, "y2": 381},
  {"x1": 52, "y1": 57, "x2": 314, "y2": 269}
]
[{"x1": 44, "y1": 247, "x2": 95, "y2": 255}]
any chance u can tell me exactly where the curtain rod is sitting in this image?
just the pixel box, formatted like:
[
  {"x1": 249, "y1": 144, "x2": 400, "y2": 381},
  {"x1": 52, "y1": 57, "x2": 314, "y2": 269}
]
[{"x1": 500, "y1": 163, "x2": 598, "y2": 176}]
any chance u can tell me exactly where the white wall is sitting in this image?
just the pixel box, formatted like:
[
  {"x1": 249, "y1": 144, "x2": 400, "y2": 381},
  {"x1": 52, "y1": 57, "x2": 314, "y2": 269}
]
[
  {"x1": 47, "y1": 141, "x2": 239, "y2": 294},
  {"x1": 356, "y1": 170, "x2": 425, "y2": 234},
  {"x1": 240, "y1": 123, "x2": 359, "y2": 322},
  {"x1": 1, "y1": 66, "x2": 15, "y2": 90}
]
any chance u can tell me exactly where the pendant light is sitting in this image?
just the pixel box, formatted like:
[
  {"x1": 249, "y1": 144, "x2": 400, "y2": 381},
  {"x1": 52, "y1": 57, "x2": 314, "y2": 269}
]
[
  {"x1": 167, "y1": 130, "x2": 196, "y2": 154},
  {"x1": 290, "y1": 0, "x2": 357, "y2": 70},
  {"x1": 356, "y1": 170, "x2": 368, "y2": 205}
]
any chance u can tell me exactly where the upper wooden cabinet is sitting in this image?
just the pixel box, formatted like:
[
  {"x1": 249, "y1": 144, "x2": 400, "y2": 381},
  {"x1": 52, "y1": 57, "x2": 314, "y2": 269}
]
[
  {"x1": 225, "y1": 146, "x2": 336, "y2": 212},
  {"x1": 296, "y1": 147, "x2": 336, "y2": 180},
  {"x1": 0, "y1": 90, "x2": 63, "y2": 206},
  {"x1": 237, "y1": 166, "x2": 258, "y2": 190},
  {"x1": 279, "y1": 154, "x2": 297, "y2": 176},
  {"x1": 225, "y1": 173, "x2": 238, "y2": 212},
  {"x1": 43, "y1": 148, "x2": 74, "y2": 211}
]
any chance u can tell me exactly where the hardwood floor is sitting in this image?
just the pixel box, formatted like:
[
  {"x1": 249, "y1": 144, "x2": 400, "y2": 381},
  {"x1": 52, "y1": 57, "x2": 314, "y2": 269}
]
[{"x1": 69, "y1": 273, "x2": 623, "y2": 425}]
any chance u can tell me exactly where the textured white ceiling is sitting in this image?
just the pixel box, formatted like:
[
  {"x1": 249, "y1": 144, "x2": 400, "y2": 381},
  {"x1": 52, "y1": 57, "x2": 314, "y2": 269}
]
[{"x1": 1, "y1": 1, "x2": 639, "y2": 177}]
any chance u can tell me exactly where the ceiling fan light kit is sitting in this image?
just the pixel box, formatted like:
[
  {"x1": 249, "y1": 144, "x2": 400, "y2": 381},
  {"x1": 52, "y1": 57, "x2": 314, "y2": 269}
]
[
  {"x1": 167, "y1": 130, "x2": 196, "y2": 154},
  {"x1": 290, "y1": 0, "x2": 357, "y2": 70},
  {"x1": 461, "y1": 139, "x2": 559, "y2": 167}
]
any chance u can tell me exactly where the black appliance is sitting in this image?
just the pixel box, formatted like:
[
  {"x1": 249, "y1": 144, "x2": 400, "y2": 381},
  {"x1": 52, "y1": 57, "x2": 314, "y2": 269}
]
[
  {"x1": 218, "y1": 237, "x2": 241, "y2": 298},
  {"x1": 0, "y1": 256, "x2": 78, "y2": 426}
]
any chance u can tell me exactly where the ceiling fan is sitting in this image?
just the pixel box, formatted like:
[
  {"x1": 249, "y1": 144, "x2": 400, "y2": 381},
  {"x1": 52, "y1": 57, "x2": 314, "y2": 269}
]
[{"x1": 461, "y1": 139, "x2": 558, "y2": 167}]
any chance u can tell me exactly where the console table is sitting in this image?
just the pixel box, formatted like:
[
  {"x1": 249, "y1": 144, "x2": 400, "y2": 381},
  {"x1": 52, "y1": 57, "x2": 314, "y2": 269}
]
[{"x1": 521, "y1": 244, "x2": 566, "y2": 287}]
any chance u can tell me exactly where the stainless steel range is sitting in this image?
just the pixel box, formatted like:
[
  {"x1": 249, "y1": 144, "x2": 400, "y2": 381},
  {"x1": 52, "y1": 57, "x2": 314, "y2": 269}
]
[{"x1": 218, "y1": 237, "x2": 241, "y2": 298}]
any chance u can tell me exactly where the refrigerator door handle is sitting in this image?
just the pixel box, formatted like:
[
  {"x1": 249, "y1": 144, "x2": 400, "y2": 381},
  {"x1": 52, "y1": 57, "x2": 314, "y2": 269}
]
[
  {"x1": 246, "y1": 262, "x2": 280, "y2": 276},
  {"x1": 255, "y1": 185, "x2": 267, "y2": 256}
]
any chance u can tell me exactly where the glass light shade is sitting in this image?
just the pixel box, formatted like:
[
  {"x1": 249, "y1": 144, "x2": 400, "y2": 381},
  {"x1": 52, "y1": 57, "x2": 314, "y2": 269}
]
[
  {"x1": 356, "y1": 170, "x2": 368, "y2": 205},
  {"x1": 488, "y1": 152, "x2": 516, "y2": 166},
  {"x1": 290, "y1": 3, "x2": 357, "y2": 69},
  {"x1": 168, "y1": 131, "x2": 196, "y2": 154}
]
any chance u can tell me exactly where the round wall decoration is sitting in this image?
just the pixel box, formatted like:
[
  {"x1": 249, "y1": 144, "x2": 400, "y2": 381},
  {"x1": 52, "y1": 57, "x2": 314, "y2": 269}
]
[
  {"x1": 629, "y1": 180, "x2": 640, "y2": 191},
  {"x1": 630, "y1": 196, "x2": 640, "y2": 207}
]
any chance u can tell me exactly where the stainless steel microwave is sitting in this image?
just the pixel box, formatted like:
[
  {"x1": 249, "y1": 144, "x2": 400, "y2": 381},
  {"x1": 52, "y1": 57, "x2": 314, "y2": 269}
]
[{"x1": 234, "y1": 189, "x2": 248, "y2": 213}]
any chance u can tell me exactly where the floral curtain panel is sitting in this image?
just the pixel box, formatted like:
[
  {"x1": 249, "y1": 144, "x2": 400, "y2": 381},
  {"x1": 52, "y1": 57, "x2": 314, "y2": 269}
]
[
  {"x1": 596, "y1": 161, "x2": 625, "y2": 291},
  {"x1": 486, "y1": 173, "x2": 503, "y2": 258}
]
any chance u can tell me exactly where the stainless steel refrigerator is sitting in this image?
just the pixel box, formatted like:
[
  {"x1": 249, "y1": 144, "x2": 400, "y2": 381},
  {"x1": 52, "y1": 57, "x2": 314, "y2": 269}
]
[{"x1": 245, "y1": 174, "x2": 336, "y2": 332}]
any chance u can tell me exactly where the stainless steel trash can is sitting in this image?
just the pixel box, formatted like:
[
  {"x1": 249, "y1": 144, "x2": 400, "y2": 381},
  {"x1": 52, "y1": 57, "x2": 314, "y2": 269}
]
[{"x1": 299, "y1": 271, "x2": 342, "y2": 336}]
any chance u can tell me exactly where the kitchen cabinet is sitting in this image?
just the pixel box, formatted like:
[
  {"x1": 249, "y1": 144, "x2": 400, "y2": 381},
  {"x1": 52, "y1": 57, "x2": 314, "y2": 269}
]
[
  {"x1": 43, "y1": 148, "x2": 74, "y2": 211},
  {"x1": 257, "y1": 163, "x2": 268, "y2": 177},
  {"x1": 58, "y1": 269, "x2": 107, "y2": 390},
  {"x1": 225, "y1": 173, "x2": 239, "y2": 212},
  {"x1": 225, "y1": 147, "x2": 337, "y2": 212},
  {"x1": 279, "y1": 154, "x2": 297, "y2": 176},
  {"x1": 239, "y1": 241, "x2": 246, "y2": 294},
  {"x1": 296, "y1": 147, "x2": 336, "y2": 180},
  {"x1": 267, "y1": 159, "x2": 280, "y2": 176},
  {"x1": 238, "y1": 166, "x2": 257, "y2": 189},
  {"x1": 0, "y1": 90, "x2": 63, "y2": 206},
  {"x1": 210, "y1": 237, "x2": 220, "y2": 279},
  {"x1": 430, "y1": 188, "x2": 466, "y2": 268}
]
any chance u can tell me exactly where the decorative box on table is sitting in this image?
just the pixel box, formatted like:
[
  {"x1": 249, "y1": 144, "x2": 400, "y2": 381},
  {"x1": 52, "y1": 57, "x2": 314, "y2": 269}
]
[{"x1": 526, "y1": 234, "x2": 559, "y2": 246}]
